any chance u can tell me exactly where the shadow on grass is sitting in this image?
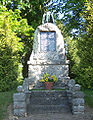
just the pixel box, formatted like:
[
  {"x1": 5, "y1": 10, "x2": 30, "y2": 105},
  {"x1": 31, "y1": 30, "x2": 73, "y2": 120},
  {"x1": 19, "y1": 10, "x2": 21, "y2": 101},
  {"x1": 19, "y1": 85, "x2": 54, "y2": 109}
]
[{"x1": 0, "y1": 90, "x2": 16, "y2": 120}]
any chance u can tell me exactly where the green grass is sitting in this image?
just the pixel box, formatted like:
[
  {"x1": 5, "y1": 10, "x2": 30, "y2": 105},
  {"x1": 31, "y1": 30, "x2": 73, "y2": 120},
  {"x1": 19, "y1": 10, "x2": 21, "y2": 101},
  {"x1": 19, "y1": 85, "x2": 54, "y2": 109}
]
[
  {"x1": 83, "y1": 90, "x2": 93, "y2": 108},
  {"x1": 0, "y1": 90, "x2": 15, "y2": 120},
  {"x1": 30, "y1": 88, "x2": 66, "y2": 91}
]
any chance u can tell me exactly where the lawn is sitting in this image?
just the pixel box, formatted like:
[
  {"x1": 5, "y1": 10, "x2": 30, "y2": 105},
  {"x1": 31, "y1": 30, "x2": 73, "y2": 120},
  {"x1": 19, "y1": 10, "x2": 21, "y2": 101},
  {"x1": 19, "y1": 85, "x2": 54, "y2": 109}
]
[
  {"x1": 0, "y1": 90, "x2": 15, "y2": 120},
  {"x1": 83, "y1": 90, "x2": 93, "y2": 108}
]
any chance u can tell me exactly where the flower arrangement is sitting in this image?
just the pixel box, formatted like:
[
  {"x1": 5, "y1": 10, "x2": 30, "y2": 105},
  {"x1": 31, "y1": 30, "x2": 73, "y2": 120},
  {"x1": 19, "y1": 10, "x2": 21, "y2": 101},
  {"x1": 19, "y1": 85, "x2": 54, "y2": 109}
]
[{"x1": 40, "y1": 73, "x2": 58, "y2": 83}]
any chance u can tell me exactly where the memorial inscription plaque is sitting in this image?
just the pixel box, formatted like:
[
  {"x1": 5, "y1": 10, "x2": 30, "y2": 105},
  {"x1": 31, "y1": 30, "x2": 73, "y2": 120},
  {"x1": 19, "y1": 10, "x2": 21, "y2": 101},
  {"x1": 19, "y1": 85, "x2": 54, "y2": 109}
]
[{"x1": 40, "y1": 32, "x2": 56, "y2": 52}]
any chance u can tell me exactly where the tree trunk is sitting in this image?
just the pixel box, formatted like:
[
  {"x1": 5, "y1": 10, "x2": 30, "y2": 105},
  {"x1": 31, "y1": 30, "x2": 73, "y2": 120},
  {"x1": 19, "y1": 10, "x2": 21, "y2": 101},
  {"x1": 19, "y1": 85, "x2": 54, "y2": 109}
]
[{"x1": 22, "y1": 51, "x2": 32, "y2": 78}]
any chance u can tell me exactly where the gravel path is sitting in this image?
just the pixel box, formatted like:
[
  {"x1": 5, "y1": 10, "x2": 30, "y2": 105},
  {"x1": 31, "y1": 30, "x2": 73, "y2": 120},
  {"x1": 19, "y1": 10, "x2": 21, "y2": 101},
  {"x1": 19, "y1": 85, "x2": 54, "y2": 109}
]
[{"x1": 6, "y1": 104, "x2": 93, "y2": 120}]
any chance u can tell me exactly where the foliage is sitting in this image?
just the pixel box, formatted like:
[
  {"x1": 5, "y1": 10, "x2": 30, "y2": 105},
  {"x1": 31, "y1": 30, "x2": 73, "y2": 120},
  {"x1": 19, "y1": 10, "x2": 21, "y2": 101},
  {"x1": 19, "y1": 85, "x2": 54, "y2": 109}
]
[
  {"x1": 56, "y1": 20, "x2": 70, "y2": 38},
  {"x1": 67, "y1": 0, "x2": 93, "y2": 89},
  {"x1": 0, "y1": 0, "x2": 61, "y2": 79},
  {"x1": 40, "y1": 73, "x2": 58, "y2": 82},
  {"x1": 14, "y1": 15, "x2": 34, "y2": 78},
  {"x1": 81, "y1": 0, "x2": 93, "y2": 33},
  {"x1": 0, "y1": 7, "x2": 21, "y2": 91},
  {"x1": 0, "y1": 0, "x2": 46, "y2": 28},
  {"x1": 0, "y1": 46, "x2": 18, "y2": 91},
  {"x1": 67, "y1": 35, "x2": 93, "y2": 89},
  {"x1": 49, "y1": 0, "x2": 86, "y2": 36},
  {"x1": 20, "y1": 0, "x2": 44, "y2": 28},
  {"x1": 0, "y1": 5, "x2": 34, "y2": 91},
  {"x1": 61, "y1": 0, "x2": 85, "y2": 31},
  {"x1": 0, "y1": 1, "x2": 36, "y2": 78}
]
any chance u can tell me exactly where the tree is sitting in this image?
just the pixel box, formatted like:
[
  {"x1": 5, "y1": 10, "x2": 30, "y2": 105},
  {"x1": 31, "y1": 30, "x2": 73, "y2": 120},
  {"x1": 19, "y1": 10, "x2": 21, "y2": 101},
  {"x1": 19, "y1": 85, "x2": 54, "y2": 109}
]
[
  {"x1": 76, "y1": 0, "x2": 93, "y2": 89},
  {"x1": 67, "y1": 0, "x2": 93, "y2": 89},
  {"x1": 0, "y1": 5, "x2": 34, "y2": 91},
  {"x1": 0, "y1": 6, "x2": 21, "y2": 91},
  {"x1": 0, "y1": 0, "x2": 46, "y2": 77},
  {"x1": 0, "y1": 0, "x2": 47, "y2": 28}
]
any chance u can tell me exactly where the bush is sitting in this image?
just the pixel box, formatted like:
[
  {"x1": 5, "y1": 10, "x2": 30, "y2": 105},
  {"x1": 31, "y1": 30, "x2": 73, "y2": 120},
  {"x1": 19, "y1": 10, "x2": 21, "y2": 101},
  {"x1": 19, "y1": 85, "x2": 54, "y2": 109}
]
[
  {"x1": 74, "y1": 66, "x2": 93, "y2": 89},
  {"x1": 0, "y1": 45, "x2": 19, "y2": 91},
  {"x1": 0, "y1": 6, "x2": 22, "y2": 91}
]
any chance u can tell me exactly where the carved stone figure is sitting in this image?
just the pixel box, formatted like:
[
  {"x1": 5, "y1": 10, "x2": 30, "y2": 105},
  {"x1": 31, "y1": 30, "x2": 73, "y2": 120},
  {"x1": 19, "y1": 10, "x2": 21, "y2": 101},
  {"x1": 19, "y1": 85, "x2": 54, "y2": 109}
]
[{"x1": 42, "y1": 11, "x2": 54, "y2": 24}]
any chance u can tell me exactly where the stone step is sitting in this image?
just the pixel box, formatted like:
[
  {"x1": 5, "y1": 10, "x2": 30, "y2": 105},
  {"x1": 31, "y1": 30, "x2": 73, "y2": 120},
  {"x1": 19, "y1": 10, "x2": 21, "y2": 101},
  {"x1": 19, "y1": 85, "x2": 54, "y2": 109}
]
[
  {"x1": 27, "y1": 90, "x2": 70, "y2": 115},
  {"x1": 30, "y1": 90, "x2": 67, "y2": 98},
  {"x1": 30, "y1": 97, "x2": 68, "y2": 105},
  {"x1": 27, "y1": 105, "x2": 71, "y2": 114}
]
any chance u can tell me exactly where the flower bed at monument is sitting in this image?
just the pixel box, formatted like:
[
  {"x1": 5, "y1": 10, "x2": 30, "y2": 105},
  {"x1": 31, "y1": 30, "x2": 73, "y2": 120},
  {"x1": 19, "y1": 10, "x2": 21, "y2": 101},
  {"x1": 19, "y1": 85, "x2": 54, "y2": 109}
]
[{"x1": 40, "y1": 73, "x2": 58, "y2": 89}]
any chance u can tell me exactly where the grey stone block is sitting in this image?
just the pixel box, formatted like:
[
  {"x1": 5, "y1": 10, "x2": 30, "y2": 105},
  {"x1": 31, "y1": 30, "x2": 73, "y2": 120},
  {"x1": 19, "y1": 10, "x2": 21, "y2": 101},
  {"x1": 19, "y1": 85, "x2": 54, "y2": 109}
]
[
  {"x1": 68, "y1": 98, "x2": 72, "y2": 103},
  {"x1": 73, "y1": 84, "x2": 81, "y2": 91},
  {"x1": 68, "y1": 79, "x2": 75, "y2": 90},
  {"x1": 17, "y1": 86, "x2": 24, "y2": 92},
  {"x1": 68, "y1": 79, "x2": 75, "y2": 86},
  {"x1": 72, "y1": 106, "x2": 84, "y2": 112},
  {"x1": 13, "y1": 93, "x2": 26, "y2": 102},
  {"x1": 72, "y1": 91, "x2": 84, "y2": 98},
  {"x1": 14, "y1": 101, "x2": 26, "y2": 109},
  {"x1": 67, "y1": 92, "x2": 72, "y2": 97},
  {"x1": 14, "y1": 109, "x2": 26, "y2": 116},
  {"x1": 72, "y1": 111, "x2": 84, "y2": 115},
  {"x1": 72, "y1": 98, "x2": 84, "y2": 106}
]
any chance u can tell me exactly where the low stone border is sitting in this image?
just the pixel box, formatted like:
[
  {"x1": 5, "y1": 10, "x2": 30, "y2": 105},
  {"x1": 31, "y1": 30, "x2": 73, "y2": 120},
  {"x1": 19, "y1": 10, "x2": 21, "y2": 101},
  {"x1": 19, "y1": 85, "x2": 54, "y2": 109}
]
[
  {"x1": 13, "y1": 86, "x2": 26, "y2": 117},
  {"x1": 67, "y1": 79, "x2": 85, "y2": 115}
]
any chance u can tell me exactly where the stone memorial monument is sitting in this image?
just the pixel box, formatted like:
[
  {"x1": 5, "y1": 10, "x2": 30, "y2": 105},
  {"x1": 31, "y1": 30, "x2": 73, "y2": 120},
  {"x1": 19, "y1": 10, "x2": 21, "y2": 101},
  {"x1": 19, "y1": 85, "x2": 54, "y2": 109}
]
[
  {"x1": 27, "y1": 11, "x2": 70, "y2": 89},
  {"x1": 13, "y1": 12, "x2": 85, "y2": 117}
]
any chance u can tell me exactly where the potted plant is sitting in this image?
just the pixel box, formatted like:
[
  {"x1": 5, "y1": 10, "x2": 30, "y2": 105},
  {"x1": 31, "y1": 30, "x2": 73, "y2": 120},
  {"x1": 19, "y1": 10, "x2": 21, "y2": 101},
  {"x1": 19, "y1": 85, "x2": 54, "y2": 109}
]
[{"x1": 40, "y1": 73, "x2": 58, "y2": 89}]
